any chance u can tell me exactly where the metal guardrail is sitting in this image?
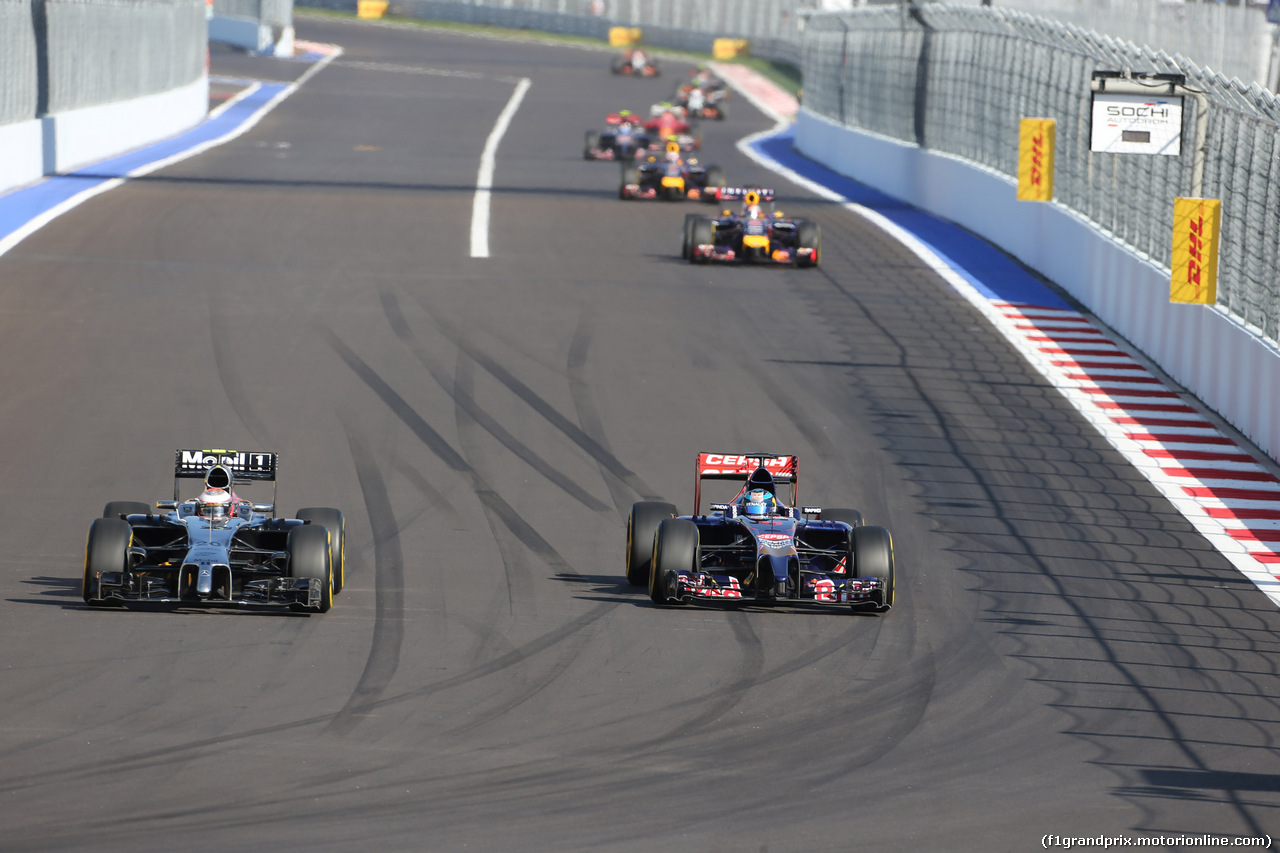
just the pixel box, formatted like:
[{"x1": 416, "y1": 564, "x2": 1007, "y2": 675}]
[{"x1": 802, "y1": 5, "x2": 1280, "y2": 345}]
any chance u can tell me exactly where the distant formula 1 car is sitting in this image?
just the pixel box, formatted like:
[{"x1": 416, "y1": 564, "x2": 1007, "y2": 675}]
[
  {"x1": 682, "y1": 187, "x2": 820, "y2": 266},
  {"x1": 619, "y1": 141, "x2": 725, "y2": 201},
  {"x1": 612, "y1": 47, "x2": 660, "y2": 77},
  {"x1": 82, "y1": 449, "x2": 344, "y2": 613},
  {"x1": 626, "y1": 453, "x2": 895, "y2": 611},
  {"x1": 583, "y1": 111, "x2": 652, "y2": 161},
  {"x1": 643, "y1": 102, "x2": 701, "y2": 152}
]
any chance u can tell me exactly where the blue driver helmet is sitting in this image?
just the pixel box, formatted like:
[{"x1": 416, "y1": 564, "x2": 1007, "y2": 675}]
[{"x1": 744, "y1": 488, "x2": 776, "y2": 518}]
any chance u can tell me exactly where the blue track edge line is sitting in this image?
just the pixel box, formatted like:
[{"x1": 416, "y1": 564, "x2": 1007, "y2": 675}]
[
  {"x1": 750, "y1": 126, "x2": 1072, "y2": 312},
  {"x1": 0, "y1": 82, "x2": 289, "y2": 244}
]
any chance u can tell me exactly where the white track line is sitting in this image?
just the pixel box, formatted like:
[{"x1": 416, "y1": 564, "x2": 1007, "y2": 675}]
[{"x1": 470, "y1": 77, "x2": 531, "y2": 259}]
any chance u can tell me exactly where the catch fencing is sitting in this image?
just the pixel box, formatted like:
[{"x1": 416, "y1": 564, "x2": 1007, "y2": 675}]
[
  {"x1": 0, "y1": 0, "x2": 207, "y2": 124},
  {"x1": 0, "y1": 0, "x2": 37, "y2": 126},
  {"x1": 802, "y1": 5, "x2": 1280, "y2": 345},
  {"x1": 213, "y1": 0, "x2": 293, "y2": 32}
]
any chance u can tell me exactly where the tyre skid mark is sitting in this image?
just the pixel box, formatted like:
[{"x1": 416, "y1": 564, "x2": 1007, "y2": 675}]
[
  {"x1": 323, "y1": 326, "x2": 576, "y2": 578},
  {"x1": 380, "y1": 290, "x2": 610, "y2": 513},
  {"x1": 0, "y1": 603, "x2": 617, "y2": 791},
  {"x1": 410, "y1": 294, "x2": 664, "y2": 502},
  {"x1": 325, "y1": 429, "x2": 405, "y2": 735}
]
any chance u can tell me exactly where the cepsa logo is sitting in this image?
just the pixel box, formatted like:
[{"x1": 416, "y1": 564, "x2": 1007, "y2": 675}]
[{"x1": 700, "y1": 454, "x2": 793, "y2": 476}]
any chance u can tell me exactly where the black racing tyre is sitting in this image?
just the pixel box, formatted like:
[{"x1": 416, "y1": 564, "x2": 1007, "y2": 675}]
[
  {"x1": 649, "y1": 517, "x2": 698, "y2": 606},
  {"x1": 84, "y1": 517, "x2": 131, "y2": 606},
  {"x1": 611, "y1": 59, "x2": 625, "y2": 75},
  {"x1": 584, "y1": 130, "x2": 600, "y2": 159},
  {"x1": 689, "y1": 219, "x2": 713, "y2": 263},
  {"x1": 715, "y1": 101, "x2": 728, "y2": 120},
  {"x1": 796, "y1": 220, "x2": 821, "y2": 268},
  {"x1": 681, "y1": 213, "x2": 700, "y2": 259},
  {"x1": 852, "y1": 525, "x2": 895, "y2": 611},
  {"x1": 297, "y1": 507, "x2": 345, "y2": 595},
  {"x1": 704, "y1": 166, "x2": 725, "y2": 191},
  {"x1": 103, "y1": 501, "x2": 150, "y2": 519},
  {"x1": 627, "y1": 501, "x2": 677, "y2": 586},
  {"x1": 287, "y1": 523, "x2": 333, "y2": 613},
  {"x1": 619, "y1": 165, "x2": 640, "y2": 198}
]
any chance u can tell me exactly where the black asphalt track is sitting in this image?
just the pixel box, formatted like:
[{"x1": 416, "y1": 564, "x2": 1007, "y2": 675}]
[{"x1": 1, "y1": 16, "x2": 1278, "y2": 852}]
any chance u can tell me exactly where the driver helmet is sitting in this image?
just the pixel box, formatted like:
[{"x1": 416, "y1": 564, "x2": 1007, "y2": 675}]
[
  {"x1": 743, "y1": 489, "x2": 776, "y2": 519},
  {"x1": 197, "y1": 487, "x2": 234, "y2": 520},
  {"x1": 665, "y1": 140, "x2": 681, "y2": 162}
]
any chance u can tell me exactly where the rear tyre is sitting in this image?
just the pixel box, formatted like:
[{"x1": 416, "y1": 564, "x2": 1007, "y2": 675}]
[
  {"x1": 584, "y1": 130, "x2": 600, "y2": 159},
  {"x1": 852, "y1": 525, "x2": 894, "y2": 611},
  {"x1": 287, "y1": 523, "x2": 332, "y2": 613},
  {"x1": 627, "y1": 502, "x2": 677, "y2": 586},
  {"x1": 689, "y1": 219, "x2": 713, "y2": 264},
  {"x1": 649, "y1": 518, "x2": 698, "y2": 606},
  {"x1": 297, "y1": 508, "x2": 345, "y2": 595},
  {"x1": 84, "y1": 517, "x2": 131, "y2": 606},
  {"x1": 796, "y1": 220, "x2": 821, "y2": 268},
  {"x1": 704, "y1": 166, "x2": 725, "y2": 193},
  {"x1": 103, "y1": 501, "x2": 150, "y2": 519}
]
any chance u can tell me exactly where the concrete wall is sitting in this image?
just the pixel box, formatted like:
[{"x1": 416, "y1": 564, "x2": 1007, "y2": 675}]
[
  {"x1": 794, "y1": 107, "x2": 1280, "y2": 463},
  {"x1": 1, "y1": 74, "x2": 207, "y2": 194}
]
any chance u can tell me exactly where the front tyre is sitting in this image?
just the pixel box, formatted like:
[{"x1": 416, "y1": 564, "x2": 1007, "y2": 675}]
[
  {"x1": 287, "y1": 523, "x2": 333, "y2": 613},
  {"x1": 627, "y1": 501, "x2": 677, "y2": 586},
  {"x1": 84, "y1": 517, "x2": 131, "y2": 606},
  {"x1": 649, "y1": 518, "x2": 698, "y2": 606},
  {"x1": 297, "y1": 507, "x2": 345, "y2": 595},
  {"x1": 852, "y1": 525, "x2": 894, "y2": 611}
]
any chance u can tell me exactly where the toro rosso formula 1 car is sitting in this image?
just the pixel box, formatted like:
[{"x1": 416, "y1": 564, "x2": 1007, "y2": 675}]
[
  {"x1": 619, "y1": 141, "x2": 725, "y2": 201},
  {"x1": 683, "y1": 188, "x2": 820, "y2": 266},
  {"x1": 626, "y1": 453, "x2": 895, "y2": 611},
  {"x1": 82, "y1": 449, "x2": 345, "y2": 613}
]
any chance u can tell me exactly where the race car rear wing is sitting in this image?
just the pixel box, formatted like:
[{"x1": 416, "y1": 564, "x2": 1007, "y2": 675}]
[
  {"x1": 172, "y1": 449, "x2": 278, "y2": 505},
  {"x1": 715, "y1": 187, "x2": 775, "y2": 203},
  {"x1": 695, "y1": 452, "x2": 797, "y2": 514}
]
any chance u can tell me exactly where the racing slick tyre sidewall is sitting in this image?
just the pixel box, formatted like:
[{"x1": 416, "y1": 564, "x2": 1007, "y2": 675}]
[
  {"x1": 103, "y1": 500, "x2": 150, "y2": 519},
  {"x1": 715, "y1": 101, "x2": 727, "y2": 120},
  {"x1": 689, "y1": 219, "x2": 713, "y2": 264},
  {"x1": 704, "y1": 166, "x2": 725, "y2": 193},
  {"x1": 852, "y1": 525, "x2": 894, "y2": 611},
  {"x1": 619, "y1": 165, "x2": 640, "y2": 198},
  {"x1": 584, "y1": 130, "x2": 601, "y2": 159},
  {"x1": 297, "y1": 508, "x2": 345, "y2": 595},
  {"x1": 681, "y1": 213, "x2": 699, "y2": 259},
  {"x1": 84, "y1": 517, "x2": 131, "y2": 606},
  {"x1": 796, "y1": 220, "x2": 821, "y2": 268},
  {"x1": 627, "y1": 501, "x2": 677, "y2": 586},
  {"x1": 287, "y1": 523, "x2": 333, "y2": 613},
  {"x1": 649, "y1": 517, "x2": 698, "y2": 606}
]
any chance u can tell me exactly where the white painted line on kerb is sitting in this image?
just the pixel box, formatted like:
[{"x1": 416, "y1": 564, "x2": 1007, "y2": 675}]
[{"x1": 471, "y1": 77, "x2": 531, "y2": 259}]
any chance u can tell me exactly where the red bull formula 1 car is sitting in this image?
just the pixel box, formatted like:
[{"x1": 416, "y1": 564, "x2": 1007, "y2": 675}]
[
  {"x1": 619, "y1": 141, "x2": 725, "y2": 201},
  {"x1": 682, "y1": 188, "x2": 821, "y2": 266},
  {"x1": 583, "y1": 111, "x2": 652, "y2": 161},
  {"x1": 626, "y1": 453, "x2": 895, "y2": 612},
  {"x1": 82, "y1": 449, "x2": 345, "y2": 613}
]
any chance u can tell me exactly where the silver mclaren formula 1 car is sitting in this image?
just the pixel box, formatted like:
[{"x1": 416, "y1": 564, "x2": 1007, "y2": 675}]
[
  {"x1": 627, "y1": 453, "x2": 895, "y2": 611},
  {"x1": 82, "y1": 449, "x2": 345, "y2": 613}
]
